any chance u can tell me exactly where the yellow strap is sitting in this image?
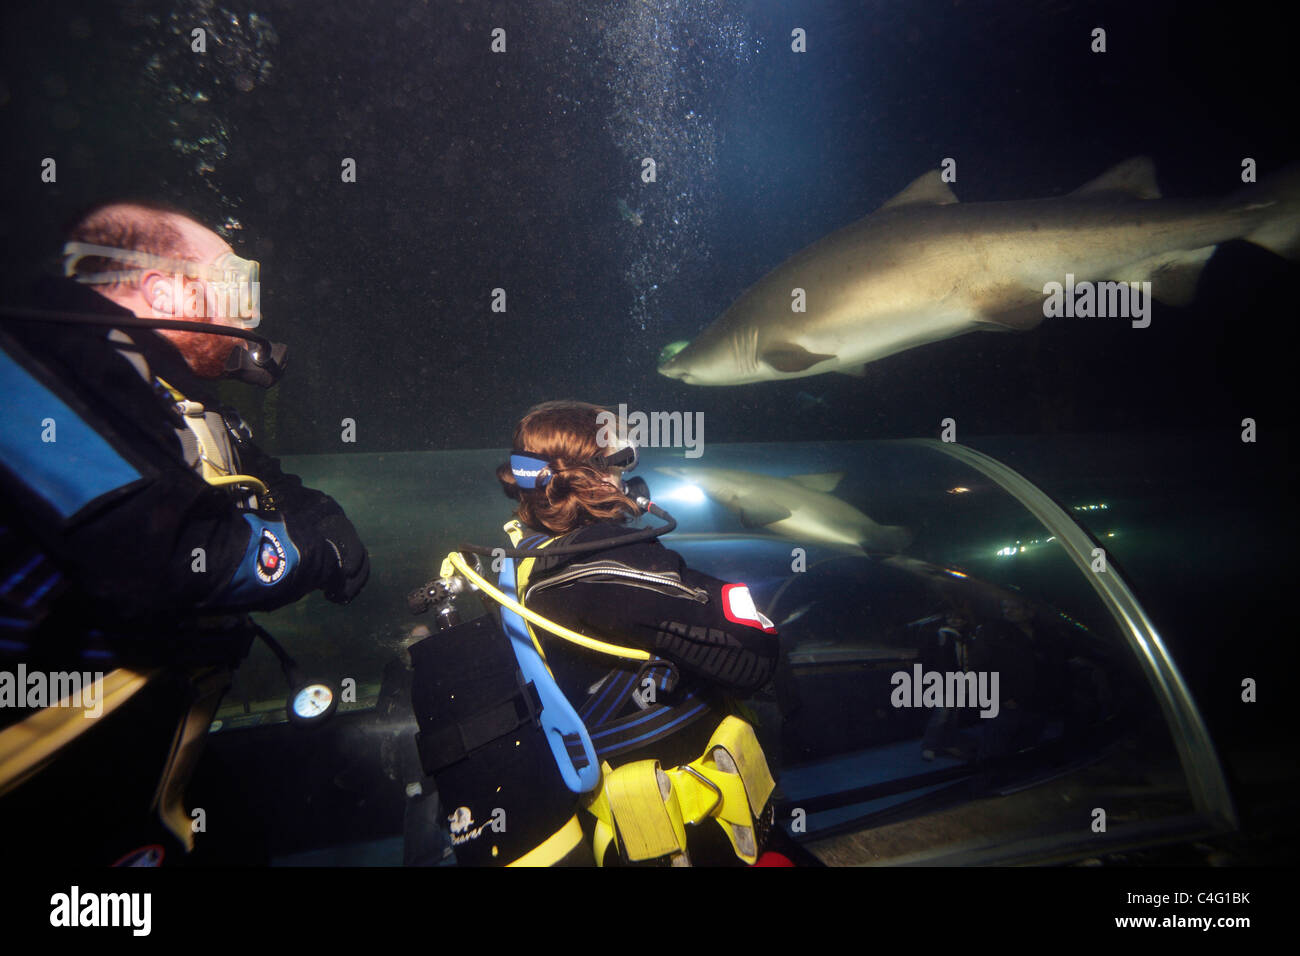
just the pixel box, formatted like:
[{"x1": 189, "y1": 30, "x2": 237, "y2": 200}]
[
  {"x1": 703, "y1": 715, "x2": 777, "y2": 817},
  {"x1": 602, "y1": 759, "x2": 688, "y2": 863},
  {"x1": 0, "y1": 668, "x2": 155, "y2": 796},
  {"x1": 151, "y1": 668, "x2": 231, "y2": 851},
  {"x1": 585, "y1": 717, "x2": 776, "y2": 866},
  {"x1": 586, "y1": 761, "x2": 619, "y2": 866},
  {"x1": 445, "y1": 551, "x2": 651, "y2": 662},
  {"x1": 668, "y1": 764, "x2": 722, "y2": 823},
  {"x1": 506, "y1": 813, "x2": 585, "y2": 867},
  {"x1": 681, "y1": 716, "x2": 776, "y2": 864},
  {"x1": 156, "y1": 377, "x2": 184, "y2": 401}
]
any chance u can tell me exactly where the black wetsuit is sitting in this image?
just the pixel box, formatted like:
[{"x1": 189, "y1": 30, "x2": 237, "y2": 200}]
[
  {"x1": 525, "y1": 520, "x2": 780, "y2": 773},
  {"x1": 0, "y1": 277, "x2": 367, "y2": 864}
]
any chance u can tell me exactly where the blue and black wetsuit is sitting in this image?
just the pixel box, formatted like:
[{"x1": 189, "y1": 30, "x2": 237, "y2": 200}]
[
  {"x1": 1, "y1": 278, "x2": 364, "y2": 647},
  {"x1": 0, "y1": 277, "x2": 367, "y2": 863}
]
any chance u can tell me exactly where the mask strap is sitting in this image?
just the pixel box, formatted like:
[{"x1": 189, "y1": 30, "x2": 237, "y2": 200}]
[{"x1": 510, "y1": 451, "x2": 553, "y2": 489}]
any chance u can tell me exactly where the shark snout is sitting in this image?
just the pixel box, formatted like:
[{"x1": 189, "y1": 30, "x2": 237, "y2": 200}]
[{"x1": 657, "y1": 362, "x2": 690, "y2": 381}]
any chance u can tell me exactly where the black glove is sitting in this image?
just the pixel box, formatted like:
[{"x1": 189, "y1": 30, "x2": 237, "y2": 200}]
[{"x1": 319, "y1": 513, "x2": 370, "y2": 604}]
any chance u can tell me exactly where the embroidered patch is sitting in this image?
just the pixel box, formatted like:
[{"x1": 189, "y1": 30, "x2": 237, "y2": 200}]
[{"x1": 255, "y1": 528, "x2": 288, "y2": 584}]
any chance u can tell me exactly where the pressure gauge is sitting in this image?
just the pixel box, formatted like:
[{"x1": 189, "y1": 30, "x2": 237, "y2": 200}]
[{"x1": 288, "y1": 681, "x2": 337, "y2": 726}]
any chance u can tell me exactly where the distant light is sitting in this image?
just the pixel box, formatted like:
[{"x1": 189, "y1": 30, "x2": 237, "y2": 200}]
[
  {"x1": 948, "y1": 486, "x2": 971, "y2": 495},
  {"x1": 661, "y1": 483, "x2": 706, "y2": 506},
  {"x1": 995, "y1": 539, "x2": 1042, "y2": 557}
]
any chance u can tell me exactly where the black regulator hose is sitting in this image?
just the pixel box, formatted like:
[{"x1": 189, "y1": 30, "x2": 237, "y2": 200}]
[{"x1": 0, "y1": 305, "x2": 287, "y2": 387}]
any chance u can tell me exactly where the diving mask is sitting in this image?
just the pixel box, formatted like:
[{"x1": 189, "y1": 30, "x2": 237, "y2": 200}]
[
  {"x1": 509, "y1": 436, "x2": 640, "y2": 492},
  {"x1": 62, "y1": 241, "x2": 262, "y2": 329},
  {"x1": 600, "y1": 438, "x2": 649, "y2": 503},
  {"x1": 600, "y1": 436, "x2": 639, "y2": 472}
]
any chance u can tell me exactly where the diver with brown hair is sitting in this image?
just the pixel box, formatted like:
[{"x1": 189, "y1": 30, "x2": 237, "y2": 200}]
[
  {"x1": 407, "y1": 400, "x2": 791, "y2": 865},
  {"x1": 498, "y1": 400, "x2": 779, "y2": 744}
]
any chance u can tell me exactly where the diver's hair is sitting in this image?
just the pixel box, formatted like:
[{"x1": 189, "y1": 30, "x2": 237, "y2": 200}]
[
  {"x1": 496, "y1": 400, "x2": 638, "y2": 536},
  {"x1": 64, "y1": 200, "x2": 196, "y2": 291}
]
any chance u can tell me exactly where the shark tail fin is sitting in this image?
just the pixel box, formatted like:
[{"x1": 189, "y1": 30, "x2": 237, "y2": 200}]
[{"x1": 1240, "y1": 163, "x2": 1300, "y2": 261}]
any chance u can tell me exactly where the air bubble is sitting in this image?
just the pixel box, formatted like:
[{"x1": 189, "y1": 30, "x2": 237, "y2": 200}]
[{"x1": 599, "y1": 0, "x2": 753, "y2": 333}]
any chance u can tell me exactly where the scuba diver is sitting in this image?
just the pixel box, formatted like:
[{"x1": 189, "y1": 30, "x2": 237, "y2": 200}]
[
  {"x1": 0, "y1": 201, "x2": 369, "y2": 865},
  {"x1": 406, "y1": 400, "x2": 794, "y2": 865}
]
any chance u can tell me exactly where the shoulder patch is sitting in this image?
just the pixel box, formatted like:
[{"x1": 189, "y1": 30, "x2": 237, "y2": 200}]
[{"x1": 255, "y1": 527, "x2": 288, "y2": 584}]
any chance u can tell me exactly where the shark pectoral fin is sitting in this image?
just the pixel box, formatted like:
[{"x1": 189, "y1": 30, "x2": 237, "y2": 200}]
[
  {"x1": 877, "y1": 170, "x2": 960, "y2": 212},
  {"x1": 735, "y1": 498, "x2": 792, "y2": 529},
  {"x1": 835, "y1": 364, "x2": 867, "y2": 378},
  {"x1": 862, "y1": 523, "x2": 913, "y2": 553},
  {"x1": 974, "y1": 299, "x2": 1048, "y2": 332},
  {"x1": 882, "y1": 525, "x2": 915, "y2": 552},
  {"x1": 1122, "y1": 246, "x2": 1216, "y2": 305},
  {"x1": 1069, "y1": 156, "x2": 1161, "y2": 200},
  {"x1": 759, "y1": 343, "x2": 838, "y2": 373},
  {"x1": 787, "y1": 472, "x2": 844, "y2": 493},
  {"x1": 970, "y1": 282, "x2": 1048, "y2": 331}
]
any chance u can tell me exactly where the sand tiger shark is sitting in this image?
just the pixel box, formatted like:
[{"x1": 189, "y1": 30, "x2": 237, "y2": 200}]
[
  {"x1": 657, "y1": 465, "x2": 912, "y2": 553},
  {"x1": 658, "y1": 157, "x2": 1300, "y2": 384}
]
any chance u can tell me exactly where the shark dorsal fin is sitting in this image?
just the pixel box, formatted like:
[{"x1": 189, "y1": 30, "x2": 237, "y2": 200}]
[
  {"x1": 1070, "y1": 156, "x2": 1161, "y2": 200},
  {"x1": 877, "y1": 170, "x2": 959, "y2": 212},
  {"x1": 788, "y1": 472, "x2": 844, "y2": 493}
]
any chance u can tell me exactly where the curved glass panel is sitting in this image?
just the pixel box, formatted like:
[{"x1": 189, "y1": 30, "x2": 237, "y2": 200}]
[{"x1": 217, "y1": 439, "x2": 1220, "y2": 865}]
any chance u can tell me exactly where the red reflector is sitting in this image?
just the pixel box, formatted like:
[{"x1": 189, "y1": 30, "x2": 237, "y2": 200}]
[{"x1": 721, "y1": 583, "x2": 777, "y2": 634}]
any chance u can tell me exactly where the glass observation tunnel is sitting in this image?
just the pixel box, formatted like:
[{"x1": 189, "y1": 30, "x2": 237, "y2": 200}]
[{"x1": 208, "y1": 432, "x2": 1248, "y2": 867}]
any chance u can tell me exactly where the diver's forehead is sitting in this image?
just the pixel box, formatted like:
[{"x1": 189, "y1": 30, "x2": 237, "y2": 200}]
[{"x1": 171, "y1": 215, "x2": 232, "y2": 259}]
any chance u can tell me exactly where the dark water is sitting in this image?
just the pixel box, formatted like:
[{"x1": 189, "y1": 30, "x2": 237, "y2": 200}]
[
  {"x1": 2, "y1": 0, "x2": 1296, "y2": 869},
  {"x1": 2, "y1": 0, "x2": 1297, "y2": 452}
]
